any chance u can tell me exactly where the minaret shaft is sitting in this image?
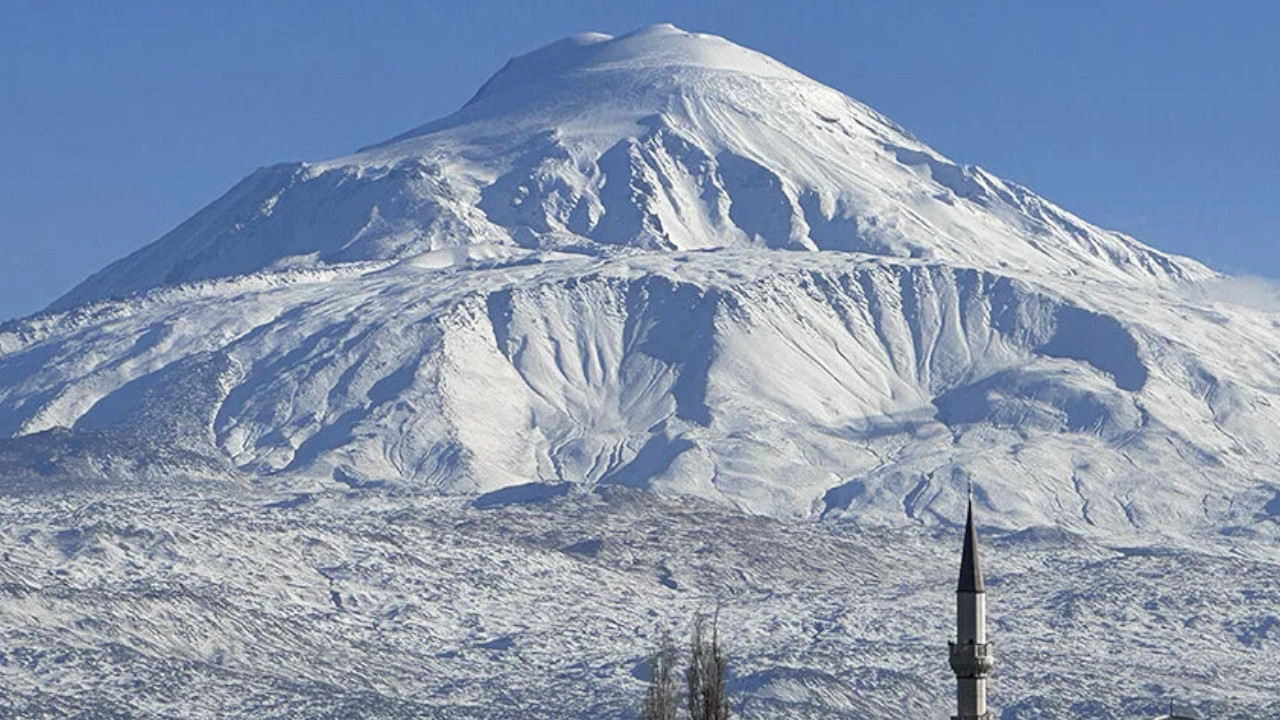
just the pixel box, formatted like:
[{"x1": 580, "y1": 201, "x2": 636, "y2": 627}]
[{"x1": 957, "y1": 592, "x2": 986, "y2": 645}]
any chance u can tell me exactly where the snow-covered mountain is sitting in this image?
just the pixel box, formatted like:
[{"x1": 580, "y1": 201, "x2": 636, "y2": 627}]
[{"x1": 2, "y1": 24, "x2": 1278, "y2": 719}]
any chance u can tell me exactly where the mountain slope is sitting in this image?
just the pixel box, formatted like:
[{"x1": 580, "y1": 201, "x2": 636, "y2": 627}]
[{"x1": 8, "y1": 246, "x2": 1280, "y2": 538}]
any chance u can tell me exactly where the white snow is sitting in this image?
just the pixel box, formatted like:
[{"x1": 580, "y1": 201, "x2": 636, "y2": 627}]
[{"x1": 0, "y1": 23, "x2": 1275, "y2": 720}]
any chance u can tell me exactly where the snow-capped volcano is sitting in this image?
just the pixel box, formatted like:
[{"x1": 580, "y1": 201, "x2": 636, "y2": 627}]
[
  {"x1": 7, "y1": 22, "x2": 1277, "y2": 534},
  {"x1": 9, "y1": 23, "x2": 1280, "y2": 530},
  {"x1": 3, "y1": 25, "x2": 1280, "y2": 720}
]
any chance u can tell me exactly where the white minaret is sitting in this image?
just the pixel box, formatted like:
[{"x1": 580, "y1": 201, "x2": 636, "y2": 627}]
[{"x1": 948, "y1": 493, "x2": 994, "y2": 720}]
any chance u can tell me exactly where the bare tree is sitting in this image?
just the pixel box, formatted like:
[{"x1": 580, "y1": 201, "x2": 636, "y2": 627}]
[
  {"x1": 642, "y1": 632, "x2": 680, "y2": 720},
  {"x1": 685, "y1": 612, "x2": 730, "y2": 720}
]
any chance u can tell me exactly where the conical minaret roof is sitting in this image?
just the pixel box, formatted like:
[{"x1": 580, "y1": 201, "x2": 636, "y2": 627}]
[{"x1": 958, "y1": 497, "x2": 985, "y2": 593}]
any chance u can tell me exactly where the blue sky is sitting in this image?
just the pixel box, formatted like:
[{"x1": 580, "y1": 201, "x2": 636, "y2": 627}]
[{"x1": 1, "y1": 1, "x2": 1276, "y2": 321}]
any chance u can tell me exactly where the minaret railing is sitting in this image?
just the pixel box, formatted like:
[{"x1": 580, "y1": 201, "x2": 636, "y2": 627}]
[{"x1": 947, "y1": 640, "x2": 994, "y2": 677}]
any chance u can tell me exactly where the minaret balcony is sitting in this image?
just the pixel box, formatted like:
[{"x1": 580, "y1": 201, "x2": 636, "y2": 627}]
[{"x1": 948, "y1": 641, "x2": 994, "y2": 677}]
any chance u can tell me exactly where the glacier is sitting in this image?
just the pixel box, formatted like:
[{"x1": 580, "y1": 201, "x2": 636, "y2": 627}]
[{"x1": 0, "y1": 23, "x2": 1278, "y2": 719}]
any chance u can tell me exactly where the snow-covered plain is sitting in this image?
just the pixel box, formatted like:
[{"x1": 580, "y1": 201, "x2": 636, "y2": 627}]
[
  {"x1": 1, "y1": 487, "x2": 1277, "y2": 719},
  {"x1": 1, "y1": 24, "x2": 1278, "y2": 719}
]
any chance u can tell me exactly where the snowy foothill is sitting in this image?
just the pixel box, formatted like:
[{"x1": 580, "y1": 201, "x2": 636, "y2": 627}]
[{"x1": 0, "y1": 24, "x2": 1277, "y2": 719}]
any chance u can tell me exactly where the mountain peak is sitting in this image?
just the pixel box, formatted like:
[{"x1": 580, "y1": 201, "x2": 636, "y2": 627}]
[
  {"x1": 48, "y1": 25, "x2": 1207, "y2": 313},
  {"x1": 374, "y1": 24, "x2": 814, "y2": 148},
  {"x1": 468, "y1": 24, "x2": 805, "y2": 105}
]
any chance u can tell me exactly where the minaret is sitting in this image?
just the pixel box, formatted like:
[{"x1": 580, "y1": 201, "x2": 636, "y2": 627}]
[{"x1": 948, "y1": 492, "x2": 994, "y2": 720}]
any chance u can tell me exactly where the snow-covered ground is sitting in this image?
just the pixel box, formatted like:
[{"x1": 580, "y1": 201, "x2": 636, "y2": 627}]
[
  {"x1": 0, "y1": 486, "x2": 1275, "y2": 719},
  {"x1": 1, "y1": 24, "x2": 1277, "y2": 719}
]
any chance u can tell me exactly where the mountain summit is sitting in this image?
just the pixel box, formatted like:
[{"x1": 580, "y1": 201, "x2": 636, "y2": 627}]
[{"x1": 54, "y1": 24, "x2": 1203, "y2": 311}]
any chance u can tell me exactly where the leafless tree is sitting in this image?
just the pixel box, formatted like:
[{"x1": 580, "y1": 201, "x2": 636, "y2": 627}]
[
  {"x1": 685, "y1": 612, "x2": 730, "y2": 720},
  {"x1": 641, "y1": 632, "x2": 680, "y2": 720}
]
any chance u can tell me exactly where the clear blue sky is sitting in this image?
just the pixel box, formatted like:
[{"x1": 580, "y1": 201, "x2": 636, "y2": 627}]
[{"x1": 2, "y1": 1, "x2": 1276, "y2": 321}]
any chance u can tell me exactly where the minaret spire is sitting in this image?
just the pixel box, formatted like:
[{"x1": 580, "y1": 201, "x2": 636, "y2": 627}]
[
  {"x1": 957, "y1": 495, "x2": 984, "y2": 593},
  {"x1": 948, "y1": 493, "x2": 994, "y2": 720}
]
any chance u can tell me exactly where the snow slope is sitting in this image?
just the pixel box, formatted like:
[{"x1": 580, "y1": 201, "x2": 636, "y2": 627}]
[
  {"x1": 1, "y1": 23, "x2": 1278, "y2": 720},
  {"x1": 7, "y1": 247, "x2": 1280, "y2": 539}
]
